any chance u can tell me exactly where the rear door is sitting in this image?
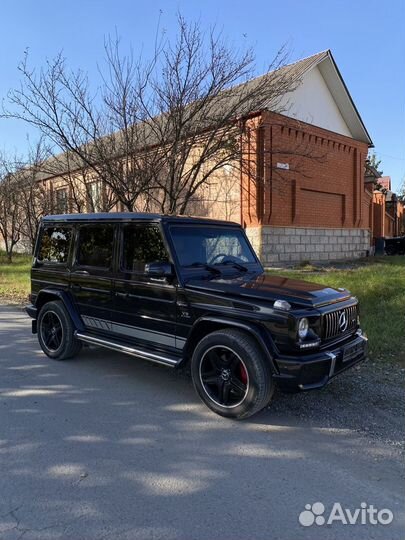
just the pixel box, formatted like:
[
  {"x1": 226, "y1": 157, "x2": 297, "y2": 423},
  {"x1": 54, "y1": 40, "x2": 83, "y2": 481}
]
[
  {"x1": 32, "y1": 223, "x2": 73, "y2": 299},
  {"x1": 111, "y1": 222, "x2": 178, "y2": 354},
  {"x1": 70, "y1": 223, "x2": 116, "y2": 330}
]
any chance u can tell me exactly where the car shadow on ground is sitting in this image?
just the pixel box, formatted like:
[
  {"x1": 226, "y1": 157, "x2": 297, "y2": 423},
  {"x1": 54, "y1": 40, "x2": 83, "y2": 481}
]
[{"x1": 0, "y1": 307, "x2": 404, "y2": 540}]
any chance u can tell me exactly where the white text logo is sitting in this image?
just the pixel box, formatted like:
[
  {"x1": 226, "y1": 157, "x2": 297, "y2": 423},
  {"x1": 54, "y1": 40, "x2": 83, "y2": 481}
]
[{"x1": 298, "y1": 502, "x2": 393, "y2": 527}]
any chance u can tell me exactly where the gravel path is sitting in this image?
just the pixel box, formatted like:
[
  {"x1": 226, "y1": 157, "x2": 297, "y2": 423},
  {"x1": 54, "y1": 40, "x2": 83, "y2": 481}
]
[{"x1": 269, "y1": 359, "x2": 405, "y2": 453}]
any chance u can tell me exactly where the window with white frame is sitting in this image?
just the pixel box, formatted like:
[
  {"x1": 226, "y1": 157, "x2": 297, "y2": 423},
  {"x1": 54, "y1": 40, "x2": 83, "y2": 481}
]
[{"x1": 87, "y1": 181, "x2": 103, "y2": 212}]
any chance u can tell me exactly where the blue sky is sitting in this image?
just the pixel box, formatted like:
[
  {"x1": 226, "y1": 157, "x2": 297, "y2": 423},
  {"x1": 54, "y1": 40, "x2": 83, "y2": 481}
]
[{"x1": 0, "y1": 0, "x2": 404, "y2": 191}]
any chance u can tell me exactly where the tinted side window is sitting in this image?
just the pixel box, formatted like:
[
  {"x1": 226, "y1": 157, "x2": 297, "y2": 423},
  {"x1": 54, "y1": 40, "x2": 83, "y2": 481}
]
[
  {"x1": 122, "y1": 224, "x2": 169, "y2": 273},
  {"x1": 77, "y1": 225, "x2": 114, "y2": 268},
  {"x1": 38, "y1": 226, "x2": 72, "y2": 264}
]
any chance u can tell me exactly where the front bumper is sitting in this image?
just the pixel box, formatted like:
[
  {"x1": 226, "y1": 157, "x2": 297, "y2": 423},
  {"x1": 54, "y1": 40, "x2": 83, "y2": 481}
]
[{"x1": 273, "y1": 331, "x2": 368, "y2": 392}]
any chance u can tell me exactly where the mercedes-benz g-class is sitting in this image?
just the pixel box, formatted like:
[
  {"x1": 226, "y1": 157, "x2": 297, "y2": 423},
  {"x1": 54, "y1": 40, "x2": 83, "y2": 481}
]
[{"x1": 26, "y1": 213, "x2": 368, "y2": 419}]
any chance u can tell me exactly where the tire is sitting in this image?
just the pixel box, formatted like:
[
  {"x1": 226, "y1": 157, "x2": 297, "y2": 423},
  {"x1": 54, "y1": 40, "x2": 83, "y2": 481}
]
[
  {"x1": 191, "y1": 329, "x2": 274, "y2": 419},
  {"x1": 37, "y1": 300, "x2": 82, "y2": 360}
]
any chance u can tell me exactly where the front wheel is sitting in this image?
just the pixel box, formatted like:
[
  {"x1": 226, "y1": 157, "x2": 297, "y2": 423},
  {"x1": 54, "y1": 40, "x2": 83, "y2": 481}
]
[
  {"x1": 191, "y1": 329, "x2": 274, "y2": 419},
  {"x1": 38, "y1": 300, "x2": 82, "y2": 360}
]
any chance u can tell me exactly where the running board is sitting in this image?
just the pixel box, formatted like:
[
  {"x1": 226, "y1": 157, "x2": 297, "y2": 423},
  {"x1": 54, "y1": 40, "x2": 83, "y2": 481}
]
[{"x1": 75, "y1": 331, "x2": 180, "y2": 368}]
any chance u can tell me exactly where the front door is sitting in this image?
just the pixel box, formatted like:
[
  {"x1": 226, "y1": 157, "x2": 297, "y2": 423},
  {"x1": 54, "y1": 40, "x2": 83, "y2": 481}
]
[
  {"x1": 70, "y1": 223, "x2": 115, "y2": 330},
  {"x1": 111, "y1": 222, "x2": 178, "y2": 354}
]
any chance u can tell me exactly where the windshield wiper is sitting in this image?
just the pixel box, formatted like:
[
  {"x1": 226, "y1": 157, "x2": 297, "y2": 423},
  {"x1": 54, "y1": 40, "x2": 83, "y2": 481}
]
[
  {"x1": 185, "y1": 262, "x2": 222, "y2": 276},
  {"x1": 219, "y1": 260, "x2": 248, "y2": 272}
]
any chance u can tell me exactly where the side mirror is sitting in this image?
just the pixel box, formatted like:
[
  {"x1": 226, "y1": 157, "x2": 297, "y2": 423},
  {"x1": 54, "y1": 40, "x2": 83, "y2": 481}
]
[{"x1": 145, "y1": 261, "x2": 174, "y2": 279}]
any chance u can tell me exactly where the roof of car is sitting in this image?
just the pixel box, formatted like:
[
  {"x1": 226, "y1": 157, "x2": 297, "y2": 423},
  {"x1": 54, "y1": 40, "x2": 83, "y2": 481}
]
[{"x1": 42, "y1": 212, "x2": 241, "y2": 227}]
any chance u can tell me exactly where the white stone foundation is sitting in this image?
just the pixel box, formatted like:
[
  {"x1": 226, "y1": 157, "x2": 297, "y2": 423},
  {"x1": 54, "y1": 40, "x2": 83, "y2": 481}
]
[{"x1": 246, "y1": 226, "x2": 371, "y2": 266}]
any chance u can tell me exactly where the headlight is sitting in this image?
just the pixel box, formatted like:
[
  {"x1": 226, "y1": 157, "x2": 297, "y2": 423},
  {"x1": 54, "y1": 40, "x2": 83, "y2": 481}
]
[
  {"x1": 298, "y1": 317, "x2": 309, "y2": 339},
  {"x1": 273, "y1": 299, "x2": 291, "y2": 311}
]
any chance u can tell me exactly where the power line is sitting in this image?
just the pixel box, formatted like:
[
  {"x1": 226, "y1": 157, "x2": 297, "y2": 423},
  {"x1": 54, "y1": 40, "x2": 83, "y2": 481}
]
[{"x1": 375, "y1": 153, "x2": 405, "y2": 161}]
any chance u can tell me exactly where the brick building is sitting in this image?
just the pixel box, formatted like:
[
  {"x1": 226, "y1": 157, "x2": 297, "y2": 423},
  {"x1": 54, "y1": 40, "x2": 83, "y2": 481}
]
[
  {"x1": 39, "y1": 50, "x2": 378, "y2": 264},
  {"x1": 237, "y1": 50, "x2": 374, "y2": 264},
  {"x1": 372, "y1": 176, "x2": 404, "y2": 240}
]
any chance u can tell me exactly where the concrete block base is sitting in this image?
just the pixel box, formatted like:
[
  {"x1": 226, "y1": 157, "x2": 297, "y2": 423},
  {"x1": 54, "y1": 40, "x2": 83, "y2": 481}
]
[{"x1": 246, "y1": 226, "x2": 371, "y2": 266}]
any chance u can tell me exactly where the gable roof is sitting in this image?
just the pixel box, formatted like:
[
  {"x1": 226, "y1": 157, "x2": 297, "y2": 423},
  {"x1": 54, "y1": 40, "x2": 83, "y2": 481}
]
[
  {"x1": 263, "y1": 50, "x2": 372, "y2": 145},
  {"x1": 32, "y1": 49, "x2": 372, "y2": 182},
  {"x1": 316, "y1": 50, "x2": 372, "y2": 145}
]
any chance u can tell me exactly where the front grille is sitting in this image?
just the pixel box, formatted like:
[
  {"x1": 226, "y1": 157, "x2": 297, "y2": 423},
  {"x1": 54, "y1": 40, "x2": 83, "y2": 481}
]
[{"x1": 323, "y1": 304, "x2": 358, "y2": 340}]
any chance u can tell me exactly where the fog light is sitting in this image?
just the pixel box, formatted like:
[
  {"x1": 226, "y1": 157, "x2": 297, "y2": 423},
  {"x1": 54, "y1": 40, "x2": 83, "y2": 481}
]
[
  {"x1": 298, "y1": 317, "x2": 309, "y2": 339},
  {"x1": 299, "y1": 340, "x2": 320, "y2": 349}
]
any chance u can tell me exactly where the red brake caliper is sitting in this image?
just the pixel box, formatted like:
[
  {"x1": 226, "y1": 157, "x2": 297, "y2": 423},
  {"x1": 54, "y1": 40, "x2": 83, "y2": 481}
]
[{"x1": 239, "y1": 362, "x2": 248, "y2": 385}]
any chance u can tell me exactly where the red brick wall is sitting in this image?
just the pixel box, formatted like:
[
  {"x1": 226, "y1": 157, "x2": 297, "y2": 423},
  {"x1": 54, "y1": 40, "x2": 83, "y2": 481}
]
[
  {"x1": 239, "y1": 115, "x2": 262, "y2": 227},
  {"x1": 398, "y1": 202, "x2": 405, "y2": 235},
  {"x1": 362, "y1": 184, "x2": 374, "y2": 231},
  {"x1": 385, "y1": 200, "x2": 405, "y2": 237},
  {"x1": 240, "y1": 111, "x2": 370, "y2": 231},
  {"x1": 373, "y1": 191, "x2": 385, "y2": 238},
  {"x1": 384, "y1": 214, "x2": 395, "y2": 237}
]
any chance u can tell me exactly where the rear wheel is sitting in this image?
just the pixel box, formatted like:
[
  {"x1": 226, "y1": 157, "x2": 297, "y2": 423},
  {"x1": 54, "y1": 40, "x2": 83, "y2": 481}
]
[
  {"x1": 38, "y1": 300, "x2": 82, "y2": 360},
  {"x1": 191, "y1": 329, "x2": 274, "y2": 419}
]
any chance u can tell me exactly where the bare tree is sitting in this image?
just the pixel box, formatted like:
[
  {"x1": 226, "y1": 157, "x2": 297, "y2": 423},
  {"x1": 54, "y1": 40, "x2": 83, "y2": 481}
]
[
  {"x1": 0, "y1": 154, "x2": 25, "y2": 262},
  {"x1": 398, "y1": 177, "x2": 405, "y2": 203},
  {"x1": 16, "y1": 138, "x2": 53, "y2": 253},
  {"x1": 39, "y1": 151, "x2": 118, "y2": 214},
  {"x1": 3, "y1": 40, "x2": 160, "y2": 211},
  {"x1": 3, "y1": 15, "x2": 302, "y2": 215},
  {"x1": 139, "y1": 16, "x2": 299, "y2": 213}
]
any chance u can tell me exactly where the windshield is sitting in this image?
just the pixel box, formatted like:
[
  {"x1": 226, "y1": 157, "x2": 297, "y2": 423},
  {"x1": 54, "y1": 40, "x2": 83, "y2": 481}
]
[{"x1": 170, "y1": 225, "x2": 258, "y2": 268}]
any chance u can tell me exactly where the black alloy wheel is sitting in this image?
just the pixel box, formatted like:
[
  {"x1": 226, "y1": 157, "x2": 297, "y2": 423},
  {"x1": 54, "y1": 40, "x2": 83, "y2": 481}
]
[
  {"x1": 191, "y1": 328, "x2": 274, "y2": 419},
  {"x1": 40, "y1": 310, "x2": 64, "y2": 353},
  {"x1": 37, "y1": 300, "x2": 82, "y2": 360},
  {"x1": 199, "y1": 345, "x2": 249, "y2": 408}
]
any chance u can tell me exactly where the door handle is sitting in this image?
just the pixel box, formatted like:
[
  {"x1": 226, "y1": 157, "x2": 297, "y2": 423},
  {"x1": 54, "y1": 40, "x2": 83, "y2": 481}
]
[
  {"x1": 72, "y1": 270, "x2": 89, "y2": 276},
  {"x1": 72, "y1": 284, "x2": 82, "y2": 291},
  {"x1": 115, "y1": 292, "x2": 130, "y2": 299}
]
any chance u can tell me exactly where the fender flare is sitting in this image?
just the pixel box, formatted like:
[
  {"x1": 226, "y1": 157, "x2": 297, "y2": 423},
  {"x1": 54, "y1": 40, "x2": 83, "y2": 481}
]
[
  {"x1": 185, "y1": 316, "x2": 279, "y2": 375},
  {"x1": 35, "y1": 289, "x2": 85, "y2": 332}
]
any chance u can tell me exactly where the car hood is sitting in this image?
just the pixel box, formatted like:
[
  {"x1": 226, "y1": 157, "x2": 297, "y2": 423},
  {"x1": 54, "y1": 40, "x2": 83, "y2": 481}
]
[{"x1": 185, "y1": 273, "x2": 351, "y2": 308}]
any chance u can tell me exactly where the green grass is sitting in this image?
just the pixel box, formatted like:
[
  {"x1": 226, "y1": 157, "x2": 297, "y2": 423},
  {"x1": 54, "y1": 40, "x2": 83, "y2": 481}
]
[
  {"x1": 267, "y1": 256, "x2": 405, "y2": 362},
  {"x1": 0, "y1": 251, "x2": 403, "y2": 362},
  {"x1": 0, "y1": 251, "x2": 31, "y2": 303}
]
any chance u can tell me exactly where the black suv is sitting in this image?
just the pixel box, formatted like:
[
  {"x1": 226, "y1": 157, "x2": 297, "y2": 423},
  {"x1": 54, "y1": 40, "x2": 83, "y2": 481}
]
[{"x1": 26, "y1": 213, "x2": 368, "y2": 419}]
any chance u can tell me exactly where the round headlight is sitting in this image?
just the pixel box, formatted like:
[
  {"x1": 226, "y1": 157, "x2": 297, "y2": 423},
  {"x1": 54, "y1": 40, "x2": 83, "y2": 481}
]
[
  {"x1": 273, "y1": 299, "x2": 291, "y2": 311},
  {"x1": 298, "y1": 318, "x2": 309, "y2": 339}
]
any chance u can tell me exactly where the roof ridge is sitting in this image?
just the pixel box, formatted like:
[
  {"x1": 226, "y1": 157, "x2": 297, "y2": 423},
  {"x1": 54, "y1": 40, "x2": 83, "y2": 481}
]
[
  {"x1": 282, "y1": 49, "x2": 330, "y2": 70},
  {"x1": 235, "y1": 49, "x2": 330, "y2": 91}
]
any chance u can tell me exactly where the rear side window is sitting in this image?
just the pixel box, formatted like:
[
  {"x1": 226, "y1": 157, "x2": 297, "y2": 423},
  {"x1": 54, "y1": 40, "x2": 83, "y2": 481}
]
[
  {"x1": 122, "y1": 224, "x2": 169, "y2": 273},
  {"x1": 37, "y1": 226, "x2": 72, "y2": 264},
  {"x1": 77, "y1": 225, "x2": 114, "y2": 268}
]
